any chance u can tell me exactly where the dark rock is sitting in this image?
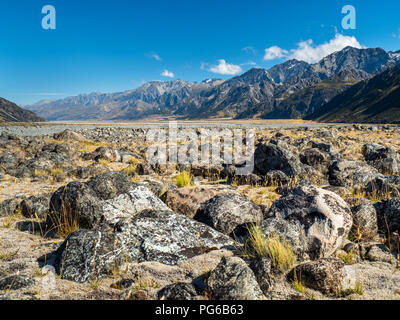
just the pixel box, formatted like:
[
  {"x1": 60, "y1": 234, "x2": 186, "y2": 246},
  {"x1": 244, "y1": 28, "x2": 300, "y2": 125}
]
[
  {"x1": 0, "y1": 275, "x2": 34, "y2": 291},
  {"x1": 53, "y1": 210, "x2": 234, "y2": 282},
  {"x1": 157, "y1": 282, "x2": 199, "y2": 300},
  {"x1": 248, "y1": 257, "x2": 275, "y2": 294},
  {"x1": 374, "y1": 198, "x2": 400, "y2": 234},
  {"x1": 287, "y1": 258, "x2": 348, "y2": 296},
  {"x1": 194, "y1": 193, "x2": 263, "y2": 235},
  {"x1": 207, "y1": 257, "x2": 265, "y2": 300},
  {"x1": 20, "y1": 194, "x2": 50, "y2": 219},
  {"x1": 53, "y1": 229, "x2": 124, "y2": 283},
  {"x1": 254, "y1": 143, "x2": 302, "y2": 177},
  {"x1": 328, "y1": 159, "x2": 381, "y2": 188},
  {"x1": 47, "y1": 172, "x2": 169, "y2": 230}
]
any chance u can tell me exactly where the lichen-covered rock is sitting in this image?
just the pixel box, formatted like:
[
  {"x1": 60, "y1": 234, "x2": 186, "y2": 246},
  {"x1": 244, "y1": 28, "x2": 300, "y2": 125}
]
[
  {"x1": 194, "y1": 193, "x2": 263, "y2": 235},
  {"x1": 0, "y1": 275, "x2": 35, "y2": 291},
  {"x1": 351, "y1": 204, "x2": 378, "y2": 236},
  {"x1": 374, "y1": 198, "x2": 400, "y2": 234},
  {"x1": 207, "y1": 257, "x2": 265, "y2": 300},
  {"x1": 52, "y1": 210, "x2": 234, "y2": 282},
  {"x1": 47, "y1": 172, "x2": 170, "y2": 229},
  {"x1": 328, "y1": 160, "x2": 381, "y2": 189},
  {"x1": 163, "y1": 186, "x2": 234, "y2": 219},
  {"x1": 287, "y1": 258, "x2": 352, "y2": 296},
  {"x1": 53, "y1": 129, "x2": 86, "y2": 141},
  {"x1": 20, "y1": 194, "x2": 51, "y2": 219},
  {"x1": 254, "y1": 143, "x2": 302, "y2": 177},
  {"x1": 157, "y1": 283, "x2": 199, "y2": 300},
  {"x1": 248, "y1": 257, "x2": 275, "y2": 295},
  {"x1": 53, "y1": 229, "x2": 124, "y2": 283},
  {"x1": 265, "y1": 186, "x2": 352, "y2": 260}
]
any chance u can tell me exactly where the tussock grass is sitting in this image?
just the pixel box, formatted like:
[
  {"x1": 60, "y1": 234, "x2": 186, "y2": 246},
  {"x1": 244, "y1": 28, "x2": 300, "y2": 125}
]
[
  {"x1": 97, "y1": 158, "x2": 110, "y2": 166},
  {"x1": 292, "y1": 268, "x2": 305, "y2": 293},
  {"x1": 341, "y1": 281, "x2": 365, "y2": 296},
  {"x1": 34, "y1": 169, "x2": 48, "y2": 178},
  {"x1": 47, "y1": 194, "x2": 79, "y2": 238},
  {"x1": 50, "y1": 168, "x2": 63, "y2": 177},
  {"x1": 174, "y1": 171, "x2": 193, "y2": 188},
  {"x1": 237, "y1": 223, "x2": 295, "y2": 273},
  {"x1": 123, "y1": 165, "x2": 136, "y2": 176},
  {"x1": 0, "y1": 249, "x2": 19, "y2": 261}
]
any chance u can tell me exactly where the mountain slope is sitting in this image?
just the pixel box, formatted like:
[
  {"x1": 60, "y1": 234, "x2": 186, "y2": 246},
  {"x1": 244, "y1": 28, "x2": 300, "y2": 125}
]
[
  {"x1": 0, "y1": 98, "x2": 45, "y2": 122},
  {"x1": 306, "y1": 63, "x2": 400, "y2": 123},
  {"x1": 26, "y1": 46, "x2": 400, "y2": 121}
]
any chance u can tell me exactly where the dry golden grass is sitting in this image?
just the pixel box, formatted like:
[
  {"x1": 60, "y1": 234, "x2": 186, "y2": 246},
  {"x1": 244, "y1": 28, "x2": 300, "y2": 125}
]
[
  {"x1": 174, "y1": 171, "x2": 193, "y2": 188},
  {"x1": 237, "y1": 223, "x2": 295, "y2": 273}
]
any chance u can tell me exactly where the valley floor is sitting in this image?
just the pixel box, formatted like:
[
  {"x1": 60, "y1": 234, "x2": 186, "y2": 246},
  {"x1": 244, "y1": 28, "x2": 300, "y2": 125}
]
[{"x1": 0, "y1": 123, "x2": 399, "y2": 300}]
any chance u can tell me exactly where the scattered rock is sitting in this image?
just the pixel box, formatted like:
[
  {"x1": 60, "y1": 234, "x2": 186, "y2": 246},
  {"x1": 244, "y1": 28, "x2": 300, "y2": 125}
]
[
  {"x1": 265, "y1": 186, "x2": 353, "y2": 260},
  {"x1": 194, "y1": 193, "x2": 263, "y2": 235},
  {"x1": 207, "y1": 257, "x2": 265, "y2": 300}
]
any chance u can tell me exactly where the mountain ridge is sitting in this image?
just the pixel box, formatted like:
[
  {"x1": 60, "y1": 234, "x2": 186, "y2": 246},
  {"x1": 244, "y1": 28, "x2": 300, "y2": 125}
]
[{"x1": 25, "y1": 46, "x2": 400, "y2": 121}]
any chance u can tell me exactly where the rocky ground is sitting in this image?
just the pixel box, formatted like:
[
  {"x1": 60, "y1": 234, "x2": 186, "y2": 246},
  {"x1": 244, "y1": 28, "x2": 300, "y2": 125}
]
[{"x1": 0, "y1": 124, "x2": 400, "y2": 300}]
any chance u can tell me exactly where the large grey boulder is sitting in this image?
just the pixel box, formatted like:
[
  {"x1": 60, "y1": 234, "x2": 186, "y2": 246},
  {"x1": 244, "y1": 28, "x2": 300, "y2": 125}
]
[
  {"x1": 207, "y1": 257, "x2": 265, "y2": 300},
  {"x1": 362, "y1": 143, "x2": 399, "y2": 175},
  {"x1": 53, "y1": 210, "x2": 234, "y2": 283},
  {"x1": 328, "y1": 160, "x2": 381, "y2": 189},
  {"x1": 374, "y1": 198, "x2": 400, "y2": 234},
  {"x1": 194, "y1": 193, "x2": 263, "y2": 235},
  {"x1": 254, "y1": 143, "x2": 302, "y2": 177},
  {"x1": 47, "y1": 172, "x2": 170, "y2": 230},
  {"x1": 265, "y1": 186, "x2": 352, "y2": 260}
]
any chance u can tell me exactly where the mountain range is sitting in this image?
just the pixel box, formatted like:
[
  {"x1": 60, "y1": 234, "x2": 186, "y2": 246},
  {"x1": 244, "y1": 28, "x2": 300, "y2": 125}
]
[{"x1": 22, "y1": 47, "x2": 400, "y2": 123}]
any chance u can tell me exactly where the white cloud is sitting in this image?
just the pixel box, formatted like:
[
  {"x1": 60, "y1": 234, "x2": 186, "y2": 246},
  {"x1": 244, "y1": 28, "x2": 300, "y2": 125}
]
[
  {"x1": 263, "y1": 33, "x2": 365, "y2": 64},
  {"x1": 161, "y1": 70, "x2": 174, "y2": 78},
  {"x1": 209, "y1": 59, "x2": 242, "y2": 75},
  {"x1": 263, "y1": 46, "x2": 288, "y2": 61},
  {"x1": 146, "y1": 52, "x2": 162, "y2": 61},
  {"x1": 242, "y1": 46, "x2": 257, "y2": 54}
]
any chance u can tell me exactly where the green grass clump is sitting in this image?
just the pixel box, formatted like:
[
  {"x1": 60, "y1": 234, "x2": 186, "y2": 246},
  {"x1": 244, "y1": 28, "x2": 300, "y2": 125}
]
[
  {"x1": 174, "y1": 171, "x2": 193, "y2": 188},
  {"x1": 341, "y1": 281, "x2": 365, "y2": 296},
  {"x1": 237, "y1": 224, "x2": 295, "y2": 273}
]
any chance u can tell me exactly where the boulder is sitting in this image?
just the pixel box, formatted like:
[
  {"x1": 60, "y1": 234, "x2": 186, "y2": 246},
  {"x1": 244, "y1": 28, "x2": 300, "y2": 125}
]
[
  {"x1": 374, "y1": 198, "x2": 400, "y2": 234},
  {"x1": 157, "y1": 283, "x2": 200, "y2": 300},
  {"x1": 163, "y1": 186, "x2": 234, "y2": 219},
  {"x1": 194, "y1": 193, "x2": 263, "y2": 235},
  {"x1": 254, "y1": 143, "x2": 302, "y2": 177},
  {"x1": 20, "y1": 194, "x2": 51, "y2": 219},
  {"x1": 53, "y1": 129, "x2": 86, "y2": 142},
  {"x1": 328, "y1": 160, "x2": 381, "y2": 189},
  {"x1": 47, "y1": 172, "x2": 170, "y2": 230},
  {"x1": 53, "y1": 210, "x2": 234, "y2": 282},
  {"x1": 265, "y1": 186, "x2": 352, "y2": 260},
  {"x1": 248, "y1": 257, "x2": 275, "y2": 294},
  {"x1": 351, "y1": 204, "x2": 378, "y2": 237},
  {"x1": 287, "y1": 258, "x2": 353, "y2": 296},
  {"x1": 0, "y1": 275, "x2": 34, "y2": 291},
  {"x1": 207, "y1": 257, "x2": 265, "y2": 300}
]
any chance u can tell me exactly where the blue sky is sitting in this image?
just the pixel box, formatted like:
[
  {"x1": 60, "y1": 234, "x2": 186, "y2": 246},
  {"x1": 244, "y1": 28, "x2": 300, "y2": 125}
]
[{"x1": 1, "y1": 0, "x2": 400, "y2": 105}]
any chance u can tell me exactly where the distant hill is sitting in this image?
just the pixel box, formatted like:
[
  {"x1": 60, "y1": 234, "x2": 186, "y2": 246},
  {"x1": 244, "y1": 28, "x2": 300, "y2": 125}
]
[
  {"x1": 0, "y1": 97, "x2": 45, "y2": 122},
  {"x1": 25, "y1": 46, "x2": 400, "y2": 121},
  {"x1": 306, "y1": 63, "x2": 400, "y2": 123}
]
